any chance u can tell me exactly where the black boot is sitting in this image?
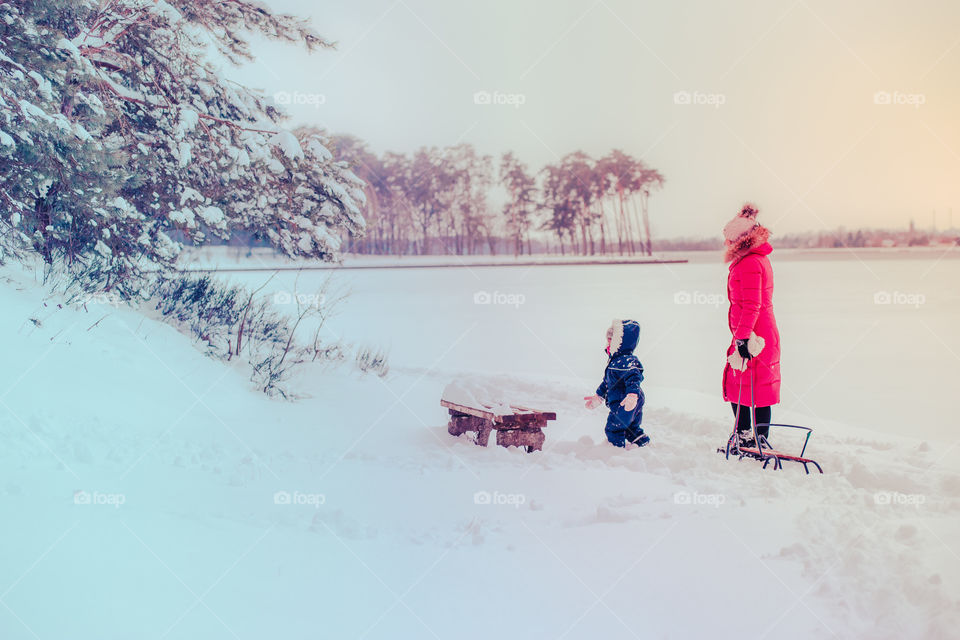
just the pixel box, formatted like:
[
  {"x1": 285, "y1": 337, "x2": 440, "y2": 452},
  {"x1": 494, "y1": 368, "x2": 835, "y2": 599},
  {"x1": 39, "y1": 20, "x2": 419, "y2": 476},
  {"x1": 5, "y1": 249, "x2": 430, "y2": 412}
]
[
  {"x1": 627, "y1": 432, "x2": 650, "y2": 447},
  {"x1": 737, "y1": 430, "x2": 756, "y2": 449}
]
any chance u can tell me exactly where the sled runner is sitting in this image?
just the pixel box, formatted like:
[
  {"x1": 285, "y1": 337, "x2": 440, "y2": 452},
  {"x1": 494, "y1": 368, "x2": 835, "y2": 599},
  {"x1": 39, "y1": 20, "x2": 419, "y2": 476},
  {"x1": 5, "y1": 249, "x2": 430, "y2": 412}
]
[
  {"x1": 721, "y1": 424, "x2": 823, "y2": 474},
  {"x1": 718, "y1": 365, "x2": 823, "y2": 474}
]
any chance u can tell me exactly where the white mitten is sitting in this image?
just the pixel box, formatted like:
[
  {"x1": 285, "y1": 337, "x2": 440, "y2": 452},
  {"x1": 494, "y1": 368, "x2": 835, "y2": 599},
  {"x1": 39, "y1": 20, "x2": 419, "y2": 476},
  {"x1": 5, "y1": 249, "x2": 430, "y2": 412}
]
[{"x1": 726, "y1": 332, "x2": 765, "y2": 372}]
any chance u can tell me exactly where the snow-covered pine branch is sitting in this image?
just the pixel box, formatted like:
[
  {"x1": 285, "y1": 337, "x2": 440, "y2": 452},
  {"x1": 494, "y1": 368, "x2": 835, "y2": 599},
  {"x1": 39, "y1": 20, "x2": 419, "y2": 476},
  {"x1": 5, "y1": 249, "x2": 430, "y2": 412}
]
[{"x1": 0, "y1": 0, "x2": 364, "y2": 294}]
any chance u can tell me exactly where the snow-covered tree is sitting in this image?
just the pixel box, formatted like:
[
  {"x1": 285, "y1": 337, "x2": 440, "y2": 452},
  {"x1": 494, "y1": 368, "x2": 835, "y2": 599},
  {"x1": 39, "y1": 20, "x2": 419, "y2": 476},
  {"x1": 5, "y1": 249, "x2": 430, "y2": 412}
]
[
  {"x1": 0, "y1": 0, "x2": 365, "y2": 293},
  {"x1": 329, "y1": 134, "x2": 406, "y2": 255},
  {"x1": 499, "y1": 151, "x2": 537, "y2": 256}
]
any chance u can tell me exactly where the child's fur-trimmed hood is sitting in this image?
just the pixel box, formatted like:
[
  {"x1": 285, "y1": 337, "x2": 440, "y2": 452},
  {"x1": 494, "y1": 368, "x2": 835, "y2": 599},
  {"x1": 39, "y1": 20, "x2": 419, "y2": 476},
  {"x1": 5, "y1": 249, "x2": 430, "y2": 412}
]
[{"x1": 608, "y1": 319, "x2": 641, "y2": 355}]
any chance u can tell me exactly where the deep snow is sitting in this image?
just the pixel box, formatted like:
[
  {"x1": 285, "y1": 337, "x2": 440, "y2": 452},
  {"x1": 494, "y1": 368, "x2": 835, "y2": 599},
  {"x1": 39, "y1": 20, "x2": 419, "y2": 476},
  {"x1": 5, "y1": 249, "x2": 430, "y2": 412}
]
[
  {"x1": 0, "y1": 253, "x2": 958, "y2": 639},
  {"x1": 217, "y1": 247, "x2": 960, "y2": 441}
]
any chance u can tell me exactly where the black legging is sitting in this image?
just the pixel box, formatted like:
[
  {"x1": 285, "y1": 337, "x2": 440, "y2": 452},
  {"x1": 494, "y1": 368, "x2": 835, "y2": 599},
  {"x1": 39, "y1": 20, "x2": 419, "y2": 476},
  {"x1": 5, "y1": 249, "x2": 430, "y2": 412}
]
[{"x1": 731, "y1": 403, "x2": 771, "y2": 438}]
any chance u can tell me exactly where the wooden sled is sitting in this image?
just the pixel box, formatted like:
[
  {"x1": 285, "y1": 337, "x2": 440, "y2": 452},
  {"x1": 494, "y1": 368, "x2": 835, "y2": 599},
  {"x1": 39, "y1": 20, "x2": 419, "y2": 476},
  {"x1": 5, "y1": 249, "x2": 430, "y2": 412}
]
[{"x1": 441, "y1": 398, "x2": 556, "y2": 453}]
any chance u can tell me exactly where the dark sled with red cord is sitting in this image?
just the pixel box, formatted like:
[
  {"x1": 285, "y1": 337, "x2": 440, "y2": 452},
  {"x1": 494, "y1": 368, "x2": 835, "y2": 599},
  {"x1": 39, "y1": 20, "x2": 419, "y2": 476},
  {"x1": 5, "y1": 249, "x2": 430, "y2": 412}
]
[{"x1": 717, "y1": 364, "x2": 823, "y2": 474}]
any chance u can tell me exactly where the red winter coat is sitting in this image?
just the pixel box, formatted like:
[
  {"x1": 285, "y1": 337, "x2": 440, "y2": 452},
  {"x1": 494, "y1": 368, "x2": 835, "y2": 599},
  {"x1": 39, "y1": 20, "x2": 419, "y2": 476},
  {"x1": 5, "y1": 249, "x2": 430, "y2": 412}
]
[{"x1": 722, "y1": 242, "x2": 781, "y2": 407}]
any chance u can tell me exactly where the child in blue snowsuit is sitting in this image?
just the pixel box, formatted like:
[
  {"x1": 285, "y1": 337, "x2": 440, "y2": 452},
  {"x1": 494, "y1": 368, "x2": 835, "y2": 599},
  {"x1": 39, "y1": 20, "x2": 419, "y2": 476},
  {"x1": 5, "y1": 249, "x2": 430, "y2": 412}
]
[{"x1": 584, "y1": 319, "x2": 648, "y2": 448}]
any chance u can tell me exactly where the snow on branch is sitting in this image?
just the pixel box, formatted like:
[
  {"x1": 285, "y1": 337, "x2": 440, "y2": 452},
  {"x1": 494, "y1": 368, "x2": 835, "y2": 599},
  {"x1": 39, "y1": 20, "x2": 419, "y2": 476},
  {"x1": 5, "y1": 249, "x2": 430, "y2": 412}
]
[{"x1": 0, "y1": 0, "x2": 366, "y2": 283}]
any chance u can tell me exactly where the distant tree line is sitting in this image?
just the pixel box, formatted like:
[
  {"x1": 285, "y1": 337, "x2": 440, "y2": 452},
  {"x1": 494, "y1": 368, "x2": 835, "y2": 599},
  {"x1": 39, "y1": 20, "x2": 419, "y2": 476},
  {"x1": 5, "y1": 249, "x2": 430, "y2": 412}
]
[
  {"x1": 771, "y1": 228, "x2": 959, "y2": 250},
  {"x1": 656, "y1": 228, "x2": 960, "y2": 252},
  {"x1": 330, "y1": 137, "x2": 665, "y2": 257}
]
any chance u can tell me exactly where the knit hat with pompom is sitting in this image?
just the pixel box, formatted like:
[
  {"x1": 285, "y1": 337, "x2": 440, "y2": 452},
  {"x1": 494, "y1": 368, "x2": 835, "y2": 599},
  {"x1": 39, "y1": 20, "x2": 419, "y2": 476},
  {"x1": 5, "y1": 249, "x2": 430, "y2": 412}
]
[{"x1": 723, "y1": 203, "x2": 760, "y2": 242}]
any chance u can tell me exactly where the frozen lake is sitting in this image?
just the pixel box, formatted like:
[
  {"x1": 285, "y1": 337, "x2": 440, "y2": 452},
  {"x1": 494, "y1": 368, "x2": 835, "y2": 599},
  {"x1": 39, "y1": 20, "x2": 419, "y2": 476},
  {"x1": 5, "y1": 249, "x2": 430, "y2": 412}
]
[{"x1": 228, "y1": 249, "x2": 959, "y2": 444}]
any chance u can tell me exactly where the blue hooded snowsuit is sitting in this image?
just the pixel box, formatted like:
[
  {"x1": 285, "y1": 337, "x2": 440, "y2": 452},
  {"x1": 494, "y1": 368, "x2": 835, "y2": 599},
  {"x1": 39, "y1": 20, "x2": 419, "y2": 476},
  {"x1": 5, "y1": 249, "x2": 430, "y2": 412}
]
[{"x1": 596, "y1": 320, "x2": 646, "y2": 447}]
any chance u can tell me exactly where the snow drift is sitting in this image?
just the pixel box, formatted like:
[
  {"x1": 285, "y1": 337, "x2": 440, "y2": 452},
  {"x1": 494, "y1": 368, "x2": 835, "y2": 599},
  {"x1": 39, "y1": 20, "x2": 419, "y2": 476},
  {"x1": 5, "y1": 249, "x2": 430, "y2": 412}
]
[{"x1": 0, "y1": 263, "x2": 957, "y2": 639}]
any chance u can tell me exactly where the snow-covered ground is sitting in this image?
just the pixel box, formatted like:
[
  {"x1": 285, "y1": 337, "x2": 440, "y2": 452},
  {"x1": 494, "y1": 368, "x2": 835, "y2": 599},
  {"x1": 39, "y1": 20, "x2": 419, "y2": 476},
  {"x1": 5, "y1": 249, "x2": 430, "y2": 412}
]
[
  {"x1": 236, "y1": 248, "x2": 960, "y2": 441},
  {"x1": 0, "y1": 251, "x2": 958, "y2": 639}
]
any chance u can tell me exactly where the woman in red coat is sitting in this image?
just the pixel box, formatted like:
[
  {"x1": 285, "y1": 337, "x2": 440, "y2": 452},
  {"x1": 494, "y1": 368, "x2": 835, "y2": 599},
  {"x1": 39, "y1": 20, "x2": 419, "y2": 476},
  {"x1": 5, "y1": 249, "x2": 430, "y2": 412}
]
[{"x1": 722, "y1": 203, "x2": 781, "y2": 445}]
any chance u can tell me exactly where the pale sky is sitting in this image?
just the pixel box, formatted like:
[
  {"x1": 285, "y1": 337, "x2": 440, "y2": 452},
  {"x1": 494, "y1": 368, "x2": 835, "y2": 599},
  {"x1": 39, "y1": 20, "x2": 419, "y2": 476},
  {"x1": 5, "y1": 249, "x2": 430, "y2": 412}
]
[{"x1": 232, "y1": 0, "x2": 960, "y2": 238}]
